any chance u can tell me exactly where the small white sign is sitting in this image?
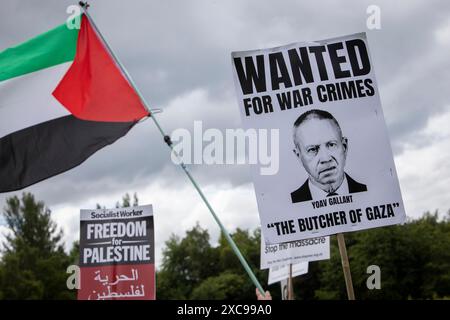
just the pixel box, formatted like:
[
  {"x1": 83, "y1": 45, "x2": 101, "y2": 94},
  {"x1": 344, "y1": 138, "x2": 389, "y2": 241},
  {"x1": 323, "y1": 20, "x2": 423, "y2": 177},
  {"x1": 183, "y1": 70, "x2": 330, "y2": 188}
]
[
  {"x1": 261, "y1": 233, "x2": 329, "y2": 269},
  {"x1": 268, "y1": 262, "x2": 308, "y2": 285}
]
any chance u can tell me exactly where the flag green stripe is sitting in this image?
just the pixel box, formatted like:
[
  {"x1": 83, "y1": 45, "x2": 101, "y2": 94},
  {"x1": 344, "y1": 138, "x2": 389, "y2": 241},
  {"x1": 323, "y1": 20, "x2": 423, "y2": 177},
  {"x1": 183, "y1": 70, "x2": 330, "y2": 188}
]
[{"x1": 0, "y1": 18, "x2": 80, "y2": 82}]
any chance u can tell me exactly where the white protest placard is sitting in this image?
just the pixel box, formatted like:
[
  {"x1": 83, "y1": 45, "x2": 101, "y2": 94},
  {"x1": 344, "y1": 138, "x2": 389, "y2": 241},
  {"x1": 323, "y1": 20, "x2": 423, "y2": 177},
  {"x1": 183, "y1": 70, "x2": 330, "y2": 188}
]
[
  {"x1": 268, "y1": 262, "x2": 308, "y2": 285},
  {"x1": 232, "y1": 33, "x2": 406, "y2": 244},
  {"x1": 261, "y1": 234, "x2": 329, "y2": 269}
]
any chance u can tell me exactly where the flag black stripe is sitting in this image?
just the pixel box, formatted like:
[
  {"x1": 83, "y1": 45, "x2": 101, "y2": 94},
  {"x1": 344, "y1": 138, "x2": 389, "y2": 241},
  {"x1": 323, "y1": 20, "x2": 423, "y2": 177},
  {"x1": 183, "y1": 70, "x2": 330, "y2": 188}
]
[{"x1": 0, "y1": 115, "x2": 136, "y2": 193}]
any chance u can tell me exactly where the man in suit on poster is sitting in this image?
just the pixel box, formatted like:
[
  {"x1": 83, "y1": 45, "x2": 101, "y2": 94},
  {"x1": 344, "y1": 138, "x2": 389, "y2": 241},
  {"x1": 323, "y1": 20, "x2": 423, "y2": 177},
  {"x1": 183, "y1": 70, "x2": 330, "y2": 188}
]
[{"x1": 291, "y1": 109, "x2": 367, "y2": 203}]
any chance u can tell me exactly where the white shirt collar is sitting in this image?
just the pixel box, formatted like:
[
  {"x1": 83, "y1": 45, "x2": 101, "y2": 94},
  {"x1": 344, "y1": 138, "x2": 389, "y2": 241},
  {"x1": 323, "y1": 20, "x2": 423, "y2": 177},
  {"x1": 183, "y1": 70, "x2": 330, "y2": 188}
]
[{"x1": 308, "y1": 175, "x2": 349, "y2": 200}]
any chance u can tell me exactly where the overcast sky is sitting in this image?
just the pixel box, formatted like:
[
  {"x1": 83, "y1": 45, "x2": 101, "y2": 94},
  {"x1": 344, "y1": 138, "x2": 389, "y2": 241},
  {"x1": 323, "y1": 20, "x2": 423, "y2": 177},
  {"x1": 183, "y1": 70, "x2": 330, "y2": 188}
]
[{"x1": 1, "y1": 0, "x2": 450, "y2": 267}]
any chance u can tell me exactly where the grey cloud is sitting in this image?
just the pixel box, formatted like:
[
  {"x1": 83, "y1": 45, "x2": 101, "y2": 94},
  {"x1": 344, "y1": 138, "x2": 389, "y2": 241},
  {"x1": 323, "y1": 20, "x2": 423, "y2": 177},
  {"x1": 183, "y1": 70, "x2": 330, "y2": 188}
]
[{"x1": 1, "y1": 0, "x2": 450, "y2": 222}]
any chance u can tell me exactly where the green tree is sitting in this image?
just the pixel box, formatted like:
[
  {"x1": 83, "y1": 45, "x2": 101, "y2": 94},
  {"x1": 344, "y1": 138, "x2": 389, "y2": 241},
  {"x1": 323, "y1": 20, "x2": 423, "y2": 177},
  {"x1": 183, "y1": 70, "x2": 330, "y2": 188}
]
[
  {"x1": 157, "y1": 223, "x2": 220, "y2": 299},
  {"x1": 0, "y1": 193, "x2": 74, "y2": 299},
  {"x1": 68, "y1": 241, "x2": 79, "y2": 266},
  {"x1": 157, "y1": 225, "x2": 272, "y2": 300},
  {"x1": 216, "y1": 228, "x2": 270, "y2": 299},
  {"x1": 191, "y1": 272, "x2": 247, "y2": 300},
  {"x1": 115, "y1": 192, "x2": 139, "y2": 208},
  {"x1": 156, "y1": 211, "x2": 450, "y2": 300},
  {"x1": 314, "y1": 211, "x2": 450, "y2": 300}
]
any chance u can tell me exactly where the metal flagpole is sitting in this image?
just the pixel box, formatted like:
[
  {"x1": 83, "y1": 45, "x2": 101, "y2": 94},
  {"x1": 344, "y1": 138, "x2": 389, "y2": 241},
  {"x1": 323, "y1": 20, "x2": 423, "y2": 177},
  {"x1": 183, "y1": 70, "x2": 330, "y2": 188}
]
[{"x1": 78, "y1": 2, "x2": 266, "y2": 295}]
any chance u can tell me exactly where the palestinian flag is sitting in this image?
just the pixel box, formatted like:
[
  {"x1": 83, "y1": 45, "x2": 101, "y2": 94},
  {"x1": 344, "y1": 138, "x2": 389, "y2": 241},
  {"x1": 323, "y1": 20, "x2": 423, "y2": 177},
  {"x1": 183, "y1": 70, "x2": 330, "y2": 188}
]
[{"x1": 0, "y1": 14, "x2": 149, "y2": 192}]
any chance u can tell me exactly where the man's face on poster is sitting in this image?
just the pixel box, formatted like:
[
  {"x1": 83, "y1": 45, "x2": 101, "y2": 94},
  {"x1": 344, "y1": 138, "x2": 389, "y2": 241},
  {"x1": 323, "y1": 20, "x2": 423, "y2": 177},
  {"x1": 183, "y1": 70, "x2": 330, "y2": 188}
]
[{"x1": 294, "y1": 118, "x2": 348, "y2": 191}]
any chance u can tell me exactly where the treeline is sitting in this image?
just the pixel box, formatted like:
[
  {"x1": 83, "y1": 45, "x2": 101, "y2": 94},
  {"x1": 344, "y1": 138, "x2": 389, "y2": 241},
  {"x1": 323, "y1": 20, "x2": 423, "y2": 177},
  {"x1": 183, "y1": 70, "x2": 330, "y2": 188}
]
[
  {"x1": 0, "y1": 192, "x2": 135, "y2": 299},
  {"x1": 156, "y1": 212, "x2": 450, "y2": 300},
  {"x1": 0, "y1": 193, "x2": 449, "y2": 299}
]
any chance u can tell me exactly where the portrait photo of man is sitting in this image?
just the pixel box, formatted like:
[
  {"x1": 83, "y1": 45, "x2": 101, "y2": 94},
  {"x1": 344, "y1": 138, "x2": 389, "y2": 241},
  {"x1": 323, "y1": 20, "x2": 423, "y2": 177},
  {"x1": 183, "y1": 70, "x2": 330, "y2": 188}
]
[{"x1": 291, "y1": 109, "x2": 367, "y2": 203}]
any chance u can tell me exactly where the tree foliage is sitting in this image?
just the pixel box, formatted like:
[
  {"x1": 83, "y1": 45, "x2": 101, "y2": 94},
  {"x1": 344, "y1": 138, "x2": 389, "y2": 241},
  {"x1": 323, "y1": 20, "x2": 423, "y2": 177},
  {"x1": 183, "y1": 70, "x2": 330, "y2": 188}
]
[
  {"x1": 157, "y1": 211, "x2": 450, "y2": 300},
  {"x1": 0, "y1": 192, "x2": 448, "y2": 300},
  {"x1": 0, "y1": 193, "x2": 74, "y2": 299}
]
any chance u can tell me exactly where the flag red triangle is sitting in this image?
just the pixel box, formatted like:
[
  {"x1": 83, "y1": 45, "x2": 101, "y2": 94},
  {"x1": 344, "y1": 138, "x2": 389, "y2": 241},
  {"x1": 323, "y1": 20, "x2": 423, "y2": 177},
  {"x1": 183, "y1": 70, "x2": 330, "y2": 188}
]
[{"x1": 53, "y1": 15, "x2": 149, "y2": 122}]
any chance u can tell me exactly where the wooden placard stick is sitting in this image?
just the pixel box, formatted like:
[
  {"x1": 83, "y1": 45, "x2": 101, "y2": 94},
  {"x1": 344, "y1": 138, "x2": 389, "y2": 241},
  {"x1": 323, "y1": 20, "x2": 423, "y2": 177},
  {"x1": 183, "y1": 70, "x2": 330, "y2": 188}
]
[{"x1": 337, "y1": 233, "x2": 355, "y2": 300}]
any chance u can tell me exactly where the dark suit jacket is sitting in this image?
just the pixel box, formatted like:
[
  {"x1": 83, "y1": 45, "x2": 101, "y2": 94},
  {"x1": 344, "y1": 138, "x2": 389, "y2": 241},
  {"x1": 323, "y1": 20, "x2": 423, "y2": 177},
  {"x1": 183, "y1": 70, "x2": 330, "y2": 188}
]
[{"x1": 290, "y1": 173, "x2": 367, "y2": 203}]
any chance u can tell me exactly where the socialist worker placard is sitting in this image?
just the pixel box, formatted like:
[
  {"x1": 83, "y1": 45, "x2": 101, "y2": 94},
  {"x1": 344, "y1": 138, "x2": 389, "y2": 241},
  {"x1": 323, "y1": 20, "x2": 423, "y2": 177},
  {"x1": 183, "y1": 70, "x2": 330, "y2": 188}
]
[
  {"x1": 231, "y1": 33, "x2": 406, "y2": 244},
  {"x1": 77, "y1": 205, "x2": 155, "y2": 300}
]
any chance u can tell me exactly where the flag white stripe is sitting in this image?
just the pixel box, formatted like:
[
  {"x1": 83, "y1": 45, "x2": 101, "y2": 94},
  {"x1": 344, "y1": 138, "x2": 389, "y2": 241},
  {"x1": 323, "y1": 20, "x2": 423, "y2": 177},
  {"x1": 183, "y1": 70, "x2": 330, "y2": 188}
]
[{"x1": 0, "y1": 62, "x2": 71, "y2": 138}]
